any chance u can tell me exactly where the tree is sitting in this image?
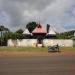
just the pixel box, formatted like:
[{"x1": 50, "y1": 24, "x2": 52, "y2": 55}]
[
  {"x1": 0, "y1": 25, "x2": 9, "y2": 46},
  {"x1": 15, "y1": 29, "x2": 24, "y2": 39},
  {"x1": 15, "y1": 29, "x2": 23, "y2": 34},
  {"x1": 0, "y1": 26, "x2": 4, "y2": 45},
  {"x1": 26, "y1": 21, "x2": 37, "y2": 33},
  {"x1": 0, "y1": 26, "x2": 9, "y2": 31}
]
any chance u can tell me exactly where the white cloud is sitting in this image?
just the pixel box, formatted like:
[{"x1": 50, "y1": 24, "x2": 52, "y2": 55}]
[{"x1": 0, "y1": 0, "x2": 75, "y2": 32}]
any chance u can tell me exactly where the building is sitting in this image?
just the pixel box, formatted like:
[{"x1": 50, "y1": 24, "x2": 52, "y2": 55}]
[
  {"x1": 46, "y1": 25, "x2": 56, "y2": 38},
  {"x1": 8, "y1": 24, "x2": 73, "y2": 47},
  {"x1": 23, "y1": 24, "x2": 56, "y2": 39},
  {"x1": 32, "y1": 24, "x2": 46, "y2": 45},
  {"x1": 22, "y1": 24, "x2": 56, "y2": 47}
]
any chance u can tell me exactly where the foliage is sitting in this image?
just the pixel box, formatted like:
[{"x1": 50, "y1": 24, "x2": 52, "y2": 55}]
[
  {"x1": 0, "y1": 25, "x2": 9, "y2": 31},
  {"x1": 0, "y1": 25, "x2": 10, "y2": 39},
  {"x1": 0, "y1": 47, "x2": 75, "y2": 52},
  {"x1": 0, "y1": 24, "x2": 75, "y2": 40},
  {"x1": 15, "y1": 29, "x2": 23, "y2": 34},
  {"x1": 56, "y1": 30, "x2": 75, "y2": 39},
  {"x1": 0, "y1": 25, "x2": 10, "y2": 46},
  {"x1": 4, "y1": 32, "x2": 24, "y2": 39},
  {"x1": 26, "y1": 21, "x2": 37, "y2": 33}
]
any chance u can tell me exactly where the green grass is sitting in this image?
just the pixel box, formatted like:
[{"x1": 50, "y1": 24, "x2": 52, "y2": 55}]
[
  {"x1": 0, "y1": 46, "x2": 48, "y2": 52},
  {"x1": 60, "y1": 47, "x2": 75, "y2": 51},
  {"x1": 0, "y1": 46, "x2": 75, "y2": 52}
]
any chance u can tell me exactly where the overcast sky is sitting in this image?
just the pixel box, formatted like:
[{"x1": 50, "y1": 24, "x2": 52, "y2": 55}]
[{"x1": 0, "y1": 0, "x2": 75, "y2": 32}]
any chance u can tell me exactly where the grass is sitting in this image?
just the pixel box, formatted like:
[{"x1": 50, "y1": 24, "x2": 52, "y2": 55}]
[
  {"x1": 0, "y1": 46, "x2": 75, "y2": 52},
  {"x1": 60, "y1": 47, "x2": 75, "y2": 51},
  {"x1": 0, "y1": 46, "x2": 48, "y2": 52}
]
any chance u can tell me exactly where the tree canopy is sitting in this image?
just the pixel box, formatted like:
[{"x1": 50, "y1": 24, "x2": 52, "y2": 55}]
[
  {"x1": 15, "y1": 29, "x2": 23, "y2": 34},
  {"x1": 0, "y1": 25, "x2": 9, "y2": 32},
  {"x1": 26, "y1": 21, "x2": 37, "y2": 33}
]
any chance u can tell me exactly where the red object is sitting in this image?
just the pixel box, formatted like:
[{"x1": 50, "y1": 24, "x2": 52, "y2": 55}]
[{"x1": 32, "y1": 24, "x2": 46, "y2": 33}]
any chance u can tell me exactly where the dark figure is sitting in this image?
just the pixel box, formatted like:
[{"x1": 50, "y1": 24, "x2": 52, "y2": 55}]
[{"x1": 48, "y1": 44, "x2": 59, "y2": 52}]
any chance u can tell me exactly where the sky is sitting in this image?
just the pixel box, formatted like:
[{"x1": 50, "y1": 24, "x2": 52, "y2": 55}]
[{"x1": 0, "y1": 0, "x2": 75, "y2": 32}]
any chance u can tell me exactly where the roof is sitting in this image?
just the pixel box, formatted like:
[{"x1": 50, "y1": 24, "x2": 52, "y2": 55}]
[
  {"x1": 47, "y1": 27, "x2": 56, "y2": 35},
  {"x1": 23, "y1": 28, "x2": 30, "y2": 35},
  {"x1": 32, "y1": 24, "x2": 46, "y2": 33}
]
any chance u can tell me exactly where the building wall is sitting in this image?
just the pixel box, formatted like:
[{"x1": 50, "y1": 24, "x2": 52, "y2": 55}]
[
  {"x1": 8, "y1": 39, "x2": 37, "y2": 47},
  {"x1": 8, "y1": 39, "x2": 73, "y2": 47},
  {"x1": 8, "y1": 39, "x2": 17, "y2": 47},
  {"x1": 43, "y1": 39, "x2": 73, "y2": 47}
]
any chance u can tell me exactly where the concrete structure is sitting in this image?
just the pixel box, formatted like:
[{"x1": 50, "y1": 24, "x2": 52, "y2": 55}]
[
  {"x1": 8, "y1": 39, "x2": 73, "y2": 47},
  {"x1": 8, "y1": 39, "x2": 17, "y2": 47},
  {"x1": 23, "y1": 28, "x2": 31, "y2": 35},
  {"x1": 8, "y1": 39, "x2": 37, "y2": 47},
  {"x1": 43, "y1": 39, "x2": 73, "y2": 47},
  {"x1": 47, "y1": 26, "x2": 56, "y2": 35},
  {"x1": 7, "y1": 24, "x2": 74, "y2": 47}
]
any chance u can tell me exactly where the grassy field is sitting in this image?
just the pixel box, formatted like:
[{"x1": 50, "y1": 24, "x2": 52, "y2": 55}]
[
  {"x1": 0, "y1": 47, "x2": 48, "y2": 52},
  {"x1": 0, "y1": 46, "x2": 75, "y2": 52},
  {"x1": 60, "y1": 47, "x2": 75, "y2": 51}
]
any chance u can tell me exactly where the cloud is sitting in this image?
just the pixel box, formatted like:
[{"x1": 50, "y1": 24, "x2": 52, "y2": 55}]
[{"x1": 0, "y1": 0, "x2": 75, "y2": 32}]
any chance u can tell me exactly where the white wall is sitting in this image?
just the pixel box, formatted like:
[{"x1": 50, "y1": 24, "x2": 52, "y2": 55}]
[
  {"x1": 17, "y1": 39, "x2": 37, "y2": 47},
  {"x1": 43, "y1": 39, "x2": 73, "y2": 47},
  {"x1": 8, "y1": 39, "x2": 37, "y2": 47},
  {"x1": 8, "y1": 39, "x2": 17, "y2": 47},
  {"x1": 8, "y1": 39, "x2": 73, "y2": 47}
]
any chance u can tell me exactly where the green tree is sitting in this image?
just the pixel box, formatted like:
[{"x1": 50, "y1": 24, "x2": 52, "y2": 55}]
[
  {"x1": 15, "y1": 29, "x2": 23, "y2": 34},
  {"x1": 26, "y1": 21, "x2": 37, "y2": 33},
  {"x1": 5, "y1": 32, "x2": 24, "y2": 39},
  {"x1": 0, "y1": 25, "x2": 9, "y2": 45},
  {"x1": 0, "y1": 26, "x2": 4, "y2": 45},
  {"x1": 15, "y1": 29, "x2": 24, "y2": 39}
]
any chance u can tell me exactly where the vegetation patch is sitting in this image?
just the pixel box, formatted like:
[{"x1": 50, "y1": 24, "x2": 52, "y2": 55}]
[
  {"x1": 0, "y1": 47, "x2": 48, "y2": 52},
  {"x1": 60, "y1": 47, "x2": 75, "y2": 51},
  {"x1": 0, "y1": 46, "x2": 75, "y2": 52}
]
